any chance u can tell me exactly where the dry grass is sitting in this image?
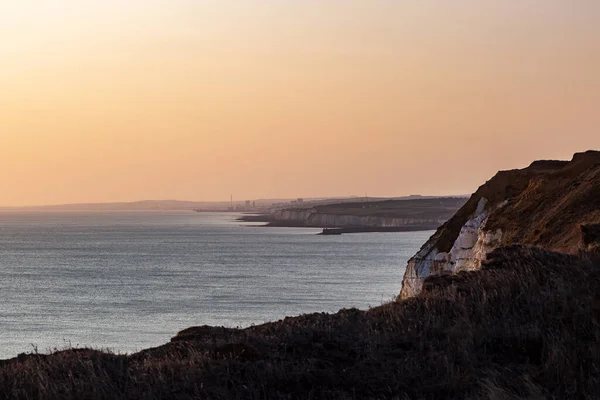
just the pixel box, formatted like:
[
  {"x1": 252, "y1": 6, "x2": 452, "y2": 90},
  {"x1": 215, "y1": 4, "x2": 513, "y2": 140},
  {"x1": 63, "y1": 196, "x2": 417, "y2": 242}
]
[{"x1": 1, "y1": 246, "x2": 600, "y2": 399}]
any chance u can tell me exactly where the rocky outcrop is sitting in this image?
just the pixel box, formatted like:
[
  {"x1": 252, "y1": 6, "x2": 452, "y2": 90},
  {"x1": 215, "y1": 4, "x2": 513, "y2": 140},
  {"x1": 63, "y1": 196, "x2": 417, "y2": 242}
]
[{"x1": 399, "y1": 150, "x2": 600, "y2": 299}]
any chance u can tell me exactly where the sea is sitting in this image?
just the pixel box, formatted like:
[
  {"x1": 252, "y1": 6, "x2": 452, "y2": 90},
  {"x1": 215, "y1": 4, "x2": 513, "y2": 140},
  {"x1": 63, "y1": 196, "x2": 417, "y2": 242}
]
[{"x1": 0, "y1": 211, "x2": 431, "y2": 359}]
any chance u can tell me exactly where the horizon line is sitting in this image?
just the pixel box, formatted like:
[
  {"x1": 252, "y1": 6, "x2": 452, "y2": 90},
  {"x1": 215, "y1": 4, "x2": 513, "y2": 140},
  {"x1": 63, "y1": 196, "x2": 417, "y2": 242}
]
[{"x1": 0, "y1": 194, "x2": 472, "y2": 209}]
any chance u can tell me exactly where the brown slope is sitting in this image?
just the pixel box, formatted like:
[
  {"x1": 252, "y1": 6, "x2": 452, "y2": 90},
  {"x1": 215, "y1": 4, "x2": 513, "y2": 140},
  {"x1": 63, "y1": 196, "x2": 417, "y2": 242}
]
[
  {"x1": 399, "y1": 150, "x2": 600, "y2": 300},
  {"x1": 412, "y1": 151, "x2": 599, "y2": 257},
  {"x1": 487, "y1": 150, "x2": 600, "y2": 252},
  {"x1": 414, "y1": 159, "x2": 569, "y2": 255}
]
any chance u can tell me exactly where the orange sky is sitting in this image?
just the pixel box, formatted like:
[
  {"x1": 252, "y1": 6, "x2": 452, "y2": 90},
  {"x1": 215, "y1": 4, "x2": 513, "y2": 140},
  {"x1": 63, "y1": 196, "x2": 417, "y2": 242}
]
[{"x1": 1, "y1": 1, "x2": 599, "y2": 206}]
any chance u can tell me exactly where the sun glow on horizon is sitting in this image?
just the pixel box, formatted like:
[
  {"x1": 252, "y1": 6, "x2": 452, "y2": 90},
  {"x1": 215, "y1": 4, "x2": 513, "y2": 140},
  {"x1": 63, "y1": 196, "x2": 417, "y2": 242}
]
[{"x1": 1, "y1": 1, "x2": 599, "y2": 206}]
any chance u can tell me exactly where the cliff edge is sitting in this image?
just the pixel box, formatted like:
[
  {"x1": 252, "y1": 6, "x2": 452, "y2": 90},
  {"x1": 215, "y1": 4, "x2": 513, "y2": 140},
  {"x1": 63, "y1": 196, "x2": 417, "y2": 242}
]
[{"x1": 399, "y1": 150, "x2": 600, "y2": 299}]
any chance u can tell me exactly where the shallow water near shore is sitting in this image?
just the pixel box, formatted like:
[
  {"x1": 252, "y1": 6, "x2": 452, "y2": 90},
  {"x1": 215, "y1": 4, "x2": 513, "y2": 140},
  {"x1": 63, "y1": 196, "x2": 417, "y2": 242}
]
[{"x1": 0, "y1": 211, "x2": 431, "y2": 359}]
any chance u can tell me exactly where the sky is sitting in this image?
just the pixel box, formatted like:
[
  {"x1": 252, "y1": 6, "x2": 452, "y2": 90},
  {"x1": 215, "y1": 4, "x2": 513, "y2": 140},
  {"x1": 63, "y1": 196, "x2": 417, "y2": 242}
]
[{"x1": 1, "y1": 1, "x2": 599, "y2": 206}]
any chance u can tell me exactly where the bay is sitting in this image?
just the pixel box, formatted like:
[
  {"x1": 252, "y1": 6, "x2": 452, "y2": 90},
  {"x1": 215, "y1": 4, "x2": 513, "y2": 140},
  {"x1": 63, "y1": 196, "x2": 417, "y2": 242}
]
[{"x1": 0, "y1": 211, "x2": 431, "y2": 359}]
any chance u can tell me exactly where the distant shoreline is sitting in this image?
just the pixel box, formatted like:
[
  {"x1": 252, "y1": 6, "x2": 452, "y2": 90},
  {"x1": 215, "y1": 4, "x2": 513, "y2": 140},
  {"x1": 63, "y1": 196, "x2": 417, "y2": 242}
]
[
  {"x1": 235, "y1": 197, "x2": 466, "y2": 234},
  {"x1": 237, "y1": 214, "x2": 442, "y2": 234}
]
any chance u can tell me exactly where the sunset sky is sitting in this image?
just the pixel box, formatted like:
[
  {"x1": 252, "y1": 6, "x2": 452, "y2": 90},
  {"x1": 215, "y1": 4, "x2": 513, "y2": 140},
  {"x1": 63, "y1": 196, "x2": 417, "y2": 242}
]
[{"x1": 1, "y1": 1, "x2": 599, "y2": 206}]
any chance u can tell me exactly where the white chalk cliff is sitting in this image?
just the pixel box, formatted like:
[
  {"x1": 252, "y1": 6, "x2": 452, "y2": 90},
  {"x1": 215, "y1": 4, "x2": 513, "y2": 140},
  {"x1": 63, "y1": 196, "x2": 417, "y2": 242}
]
[
  {"x1": 271, "y1": 209, "x2": 446, "y2": 229},
  {"x1": 399, "y1": 198, "x2": 504, "y2": 298},
  {"x1": 399, "y1": 151, "x2": 600, "y2": 299}
]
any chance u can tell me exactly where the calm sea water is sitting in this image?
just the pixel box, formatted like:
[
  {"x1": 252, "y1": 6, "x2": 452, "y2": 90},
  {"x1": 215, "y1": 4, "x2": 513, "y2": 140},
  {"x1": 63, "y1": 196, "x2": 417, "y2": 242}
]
[{"x1": 0, "y1": 211, "x2": 431, "y2": 359}]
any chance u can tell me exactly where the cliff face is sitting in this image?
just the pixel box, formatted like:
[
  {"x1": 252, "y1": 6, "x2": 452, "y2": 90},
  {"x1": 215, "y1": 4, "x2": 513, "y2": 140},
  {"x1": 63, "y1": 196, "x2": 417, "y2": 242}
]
[
  {"x1": 399, "y1": 151, "x2": 600, "y2": 299},
  {"x1": 268, "y1": 198, "x2": 466, "y2": 230},
  {"x1": 271, "y1": 209, "x2": 446, "y2": 228}
]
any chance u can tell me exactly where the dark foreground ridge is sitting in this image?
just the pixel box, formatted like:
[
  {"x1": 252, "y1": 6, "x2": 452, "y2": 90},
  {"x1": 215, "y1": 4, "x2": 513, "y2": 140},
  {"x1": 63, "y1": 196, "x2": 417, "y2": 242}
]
[{"x1": 1, "y1": 246, "x2": 599, "y2": 399}]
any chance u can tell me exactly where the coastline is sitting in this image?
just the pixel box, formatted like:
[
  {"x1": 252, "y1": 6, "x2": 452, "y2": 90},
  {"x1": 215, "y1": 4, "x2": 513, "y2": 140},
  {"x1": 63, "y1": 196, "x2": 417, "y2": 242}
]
[{"x1": 237, "y1": 213, "x2": 448, "y2": 234}]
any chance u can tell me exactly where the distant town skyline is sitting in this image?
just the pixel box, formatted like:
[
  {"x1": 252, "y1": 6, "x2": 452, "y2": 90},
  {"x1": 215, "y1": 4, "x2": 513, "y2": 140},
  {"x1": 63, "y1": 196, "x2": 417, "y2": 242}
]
[{"x1": 1, "y1": 1, "x2": 599, "y2": 206}]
